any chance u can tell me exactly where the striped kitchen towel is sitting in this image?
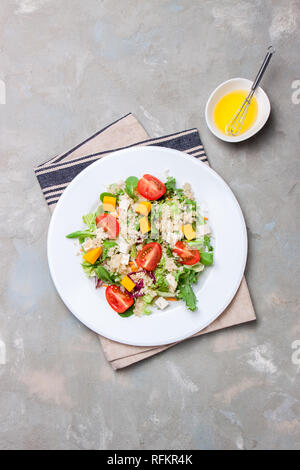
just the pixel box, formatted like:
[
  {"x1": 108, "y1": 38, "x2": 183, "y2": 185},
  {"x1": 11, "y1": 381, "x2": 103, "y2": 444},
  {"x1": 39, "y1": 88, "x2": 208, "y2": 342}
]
[
  {"x1": 35, "y1": 113, "x2": 207, "y2": 211},
  {"x1": 35, "y1": 113, "x2": 255, "y2": 370}
]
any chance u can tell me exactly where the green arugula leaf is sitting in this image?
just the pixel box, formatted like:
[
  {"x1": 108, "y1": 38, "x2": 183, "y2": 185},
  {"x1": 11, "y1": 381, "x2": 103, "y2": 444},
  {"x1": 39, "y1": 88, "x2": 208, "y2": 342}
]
[
  {"x1": 66, "y1": 230, "x2": 95, "y2": 240},
  {"x1": 94, "y1": 265, "x2": 120, "y2": 284},
  {"x1": 166, "y1": 246, "x2": 173, "y2": 257},
  {"x1": 95, "y1": 265, "x2": 114, "y2": 284},
  {"x1": 185, "y1": 198, "x2": 197, "y2": 211},
  {"x1": 164, "y1": 177, "x2": 186, "y2": 202},
  {"x1": 165, "y1": 176, "x2": 176, "y2": 194}
]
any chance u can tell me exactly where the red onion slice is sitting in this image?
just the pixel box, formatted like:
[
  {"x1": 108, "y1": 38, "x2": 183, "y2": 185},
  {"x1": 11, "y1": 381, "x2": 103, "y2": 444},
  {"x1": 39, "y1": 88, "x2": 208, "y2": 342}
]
[{"x1": 95, "y1": 277, "x2": 104, "y2": 289}]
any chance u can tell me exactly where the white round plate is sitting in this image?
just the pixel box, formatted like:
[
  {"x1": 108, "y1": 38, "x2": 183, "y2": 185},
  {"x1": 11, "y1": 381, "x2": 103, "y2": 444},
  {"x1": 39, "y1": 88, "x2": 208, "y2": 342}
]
[{"x1": 47, "y1": 146, "x2": 247, "y2": 346}]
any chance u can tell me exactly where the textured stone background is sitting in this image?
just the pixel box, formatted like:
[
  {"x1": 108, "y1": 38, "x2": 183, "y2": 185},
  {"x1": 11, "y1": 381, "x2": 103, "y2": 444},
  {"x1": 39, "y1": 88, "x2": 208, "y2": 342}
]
[{"x1": 0, "y1": 0, "x2": 299, "y2": 450}]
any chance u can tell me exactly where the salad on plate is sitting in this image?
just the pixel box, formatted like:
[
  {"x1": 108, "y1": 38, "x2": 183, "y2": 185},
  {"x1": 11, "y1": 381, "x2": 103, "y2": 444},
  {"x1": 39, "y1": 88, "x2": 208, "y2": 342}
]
[{"x1": 66, "y1": 174, "x2": 213, "y2": 317}]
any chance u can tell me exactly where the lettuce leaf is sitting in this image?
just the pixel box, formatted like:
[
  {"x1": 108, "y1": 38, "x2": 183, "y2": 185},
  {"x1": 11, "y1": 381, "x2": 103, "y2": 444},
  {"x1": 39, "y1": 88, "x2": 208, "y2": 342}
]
[
  {"x1": 199, "y1": 252, "x2": 213, "y2": 266},
  {"x1": 143, "y1": 292, "x2": 156, "y2": 304},
  {"x1": 187, "y1": 239, "x2": 205, "y2": 250},
  {"x1": 176, "y1": 267, "x2": 200, "y2": 311},
  {"x1": 82, "y1": 212, "x2": 97, "y2": 231},
  {"x1": 130, "y1": 244, "x2": 137, "y2": 259},
  {"x1": 204, "y1": 235, "x2": 213, "y2": 251},
  {"x1": 142, "y1": 303, "x2": 152, "y2": 315},
  {"x1": 101, "y1": 240, "x2": 117, "y2": 261},
  {"x1": 177, "y1": 283, "x2": 197, "y2": 311},
  {"x1": 154, "y1": 263, "x2": 170, "y2": 292},
  {"x1": 183, "y1": 262, "x2": 205, "y2": 273},
  {"x1": 81, "y1": 261, "x2": 96, "y2": 277}
]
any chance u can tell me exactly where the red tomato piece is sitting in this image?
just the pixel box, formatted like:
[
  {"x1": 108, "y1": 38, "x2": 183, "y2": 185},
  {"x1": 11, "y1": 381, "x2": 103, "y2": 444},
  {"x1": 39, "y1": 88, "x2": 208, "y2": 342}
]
[
  {"x1": 96, "y1": 214, "x2": 119, "y2": 239},
  {"x1": 105, "y1": 285, "x2": 134, "y2": 313},
  {"x1": 136, "y1": 242, "x2": 162, "y2": 271},
  {"x1": 172, "y1": 241, "x2": 201, "y2": 265},
  {"x1": 137, "y1": 174, "x2": 166, "y2": 200}
]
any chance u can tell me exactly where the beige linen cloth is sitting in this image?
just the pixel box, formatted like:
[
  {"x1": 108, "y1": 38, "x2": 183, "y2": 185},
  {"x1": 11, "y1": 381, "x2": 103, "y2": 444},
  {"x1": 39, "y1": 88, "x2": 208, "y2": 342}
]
[{"x1": 35, "y1": 113, "x2": 256, "y2": 370}]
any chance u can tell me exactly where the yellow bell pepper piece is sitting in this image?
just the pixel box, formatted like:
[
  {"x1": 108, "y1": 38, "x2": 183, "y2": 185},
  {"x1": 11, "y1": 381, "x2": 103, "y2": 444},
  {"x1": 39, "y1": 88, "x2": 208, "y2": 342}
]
[
  {"x1": 121, "y1": 275, "x2": 136, "y2": 292},
  {"x1": 103, "y1": 196, "x2": 116, "y2": 212},
  {"x1": 139, "y1": 216, "x2": 151, "y2": 234},
  {"x1": 182, "y1": 224, "x2": 196, "y2": 241},
  {"x1": 135, "y1": 201, "x2": 151, "y2": 216},
  {"x1": 83, "y1": 247, "x2": 102, "y2": 264}
]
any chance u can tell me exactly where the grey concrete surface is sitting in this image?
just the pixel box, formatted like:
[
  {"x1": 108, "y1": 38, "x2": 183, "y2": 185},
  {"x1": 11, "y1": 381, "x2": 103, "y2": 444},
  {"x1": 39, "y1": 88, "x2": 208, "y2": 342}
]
[{"x1": 0, "y1": 0, "x2": 300, "y2": 450}]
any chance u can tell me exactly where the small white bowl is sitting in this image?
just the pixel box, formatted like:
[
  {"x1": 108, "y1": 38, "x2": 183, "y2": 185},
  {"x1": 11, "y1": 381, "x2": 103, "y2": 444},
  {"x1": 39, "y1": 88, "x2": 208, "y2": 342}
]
[{"x1": 205, "y1": 77, "x2": 271, "y2": 143}]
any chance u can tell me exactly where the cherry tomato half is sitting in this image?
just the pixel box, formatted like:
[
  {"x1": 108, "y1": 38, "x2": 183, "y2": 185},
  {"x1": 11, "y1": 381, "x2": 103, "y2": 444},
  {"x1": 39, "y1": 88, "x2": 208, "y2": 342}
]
[
  {"x1": 136, "y1": 242, "x2": 162, "y2": 271},
  {"x1": 105, "y1": 285, "x2": 134, "y2": 313},
  {"x1": 96, "y1": 214, "x2": 119, "y2": 239},
  {"x1": 137, "y1": 174, "x2": 166, "y2": 200},
  {"x1": 172, "y1": 241, "x2": 201, "y2": 266}
]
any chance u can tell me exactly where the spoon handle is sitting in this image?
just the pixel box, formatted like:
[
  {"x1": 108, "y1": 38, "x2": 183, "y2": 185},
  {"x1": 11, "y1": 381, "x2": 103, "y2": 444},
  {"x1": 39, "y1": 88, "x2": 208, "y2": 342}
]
[{"x1": 251, "y1": 45, "x2": 275, "y2": 91}]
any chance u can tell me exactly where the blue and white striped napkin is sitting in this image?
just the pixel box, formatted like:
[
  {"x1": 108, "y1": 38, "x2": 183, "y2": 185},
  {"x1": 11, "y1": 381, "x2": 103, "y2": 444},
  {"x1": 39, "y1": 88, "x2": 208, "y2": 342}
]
[{"x1": 35, "y1": 113, "x2": 255, "y2": 370}]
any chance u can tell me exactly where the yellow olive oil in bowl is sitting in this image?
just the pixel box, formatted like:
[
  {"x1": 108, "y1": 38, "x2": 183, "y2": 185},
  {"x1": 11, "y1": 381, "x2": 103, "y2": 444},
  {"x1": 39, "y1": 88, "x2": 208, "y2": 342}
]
[{"x1": 213, "y1": 90, "x2": 258, "y2": 135}]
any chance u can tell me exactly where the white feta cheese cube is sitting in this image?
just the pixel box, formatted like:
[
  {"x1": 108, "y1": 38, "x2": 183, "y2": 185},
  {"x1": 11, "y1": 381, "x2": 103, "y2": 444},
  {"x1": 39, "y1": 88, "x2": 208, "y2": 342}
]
[
  {"x1": 119, "y1": 196, "x2": 130, "y2": 210},
  {"x1": 166, "y1": 273, "x2": 177, "y2": 293},
  {"x1": 119, "y1": 197, "x2": 130, "y2": 238},
  {"x1": 121, "y1": 254, "x2": 130, "y2": 265},
  {"x1": 155, "y1": 297, "x2": 169, "y2": 310},
  {"x1": 118, "y1": 236, "x2": 130, "y2": 254}
]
